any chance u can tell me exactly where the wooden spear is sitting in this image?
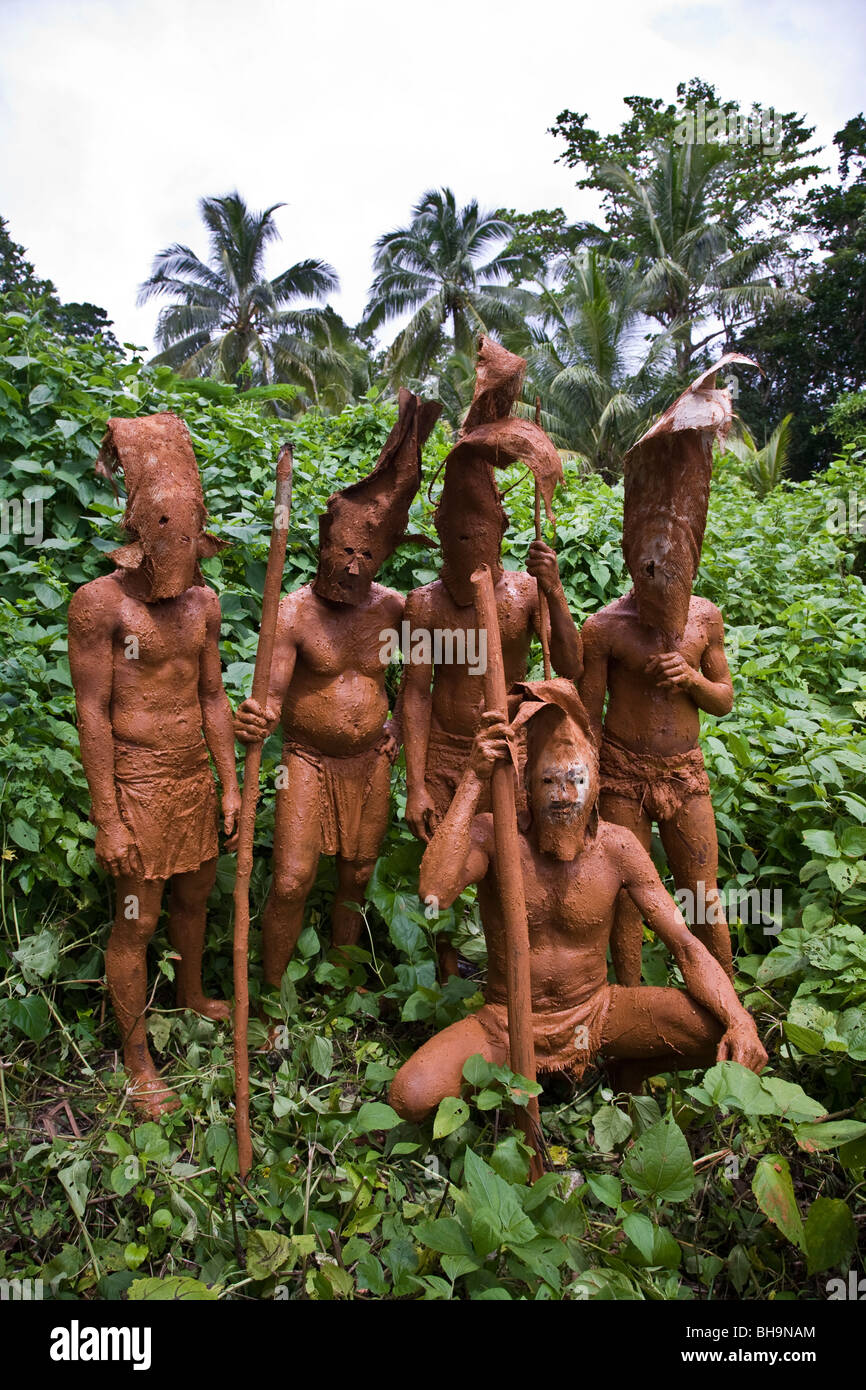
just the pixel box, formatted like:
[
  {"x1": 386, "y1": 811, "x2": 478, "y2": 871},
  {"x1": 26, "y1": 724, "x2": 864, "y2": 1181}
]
[
  {"x1": 533, "y1": 396, "x2": 552, "y2": 681},
  {"x1": 234, "y1": 443, "x2": 293, "y2": 1180},
  {"x1": 471, "y1": 563, "x2": 543, "y2": 1181}
]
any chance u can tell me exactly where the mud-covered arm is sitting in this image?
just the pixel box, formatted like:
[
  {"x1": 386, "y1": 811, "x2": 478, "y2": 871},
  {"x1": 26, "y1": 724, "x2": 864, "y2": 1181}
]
[
  {"x1": 68, "y1": 587, "x2": 122, "y2": 832},
  {"x1": 68, "y1": 586, "x2": 142, "y2": 877},
  {"x1": 577, "y1": 616, "x2": 609, "y2": 748},
  {"x1": 527, "y1": 541, "x2": 582, "y2": 679},
  {"x1": 199, "y1": 591, "x2": 241, "y2": 835},
  {"x1": 646, "y1": 608, "x2": 733, "y2": 717},
  {"x1": 621, "y1": 836, "x2": 766, "y2": 1071},
  {"x1": 234, "y1": 593, "x2": 298, "y2": 744},
  {"x1": 418, "y1": 713, "x2": 507, "y2": 908},
  {"x1": 403, "y1": 589, "x2": 436, "y2": 838}
]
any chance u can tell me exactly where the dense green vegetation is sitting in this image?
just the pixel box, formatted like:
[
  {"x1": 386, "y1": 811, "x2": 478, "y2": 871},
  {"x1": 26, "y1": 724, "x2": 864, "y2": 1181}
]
[{"x1": 1, "y1": 310, "x2": 865, "y2": 1301}]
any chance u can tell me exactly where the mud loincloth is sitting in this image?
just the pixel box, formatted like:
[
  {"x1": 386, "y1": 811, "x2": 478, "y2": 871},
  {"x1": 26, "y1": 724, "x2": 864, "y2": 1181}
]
[
  {"x1": 112, "y1": 739, "x2": 219, "y2": 881},
  {"x1": 474, "y1": 983, "x2": 614, "y2": 1078},
  {"x1": 425, "y1": 725, "x2": 527, "y2": 822},
  {"x1": 281, "y1": 737, "x2": 391, "y2": 861},
  {"x1": 600, "y1": 734, "x2": 711, "y2": 823}
]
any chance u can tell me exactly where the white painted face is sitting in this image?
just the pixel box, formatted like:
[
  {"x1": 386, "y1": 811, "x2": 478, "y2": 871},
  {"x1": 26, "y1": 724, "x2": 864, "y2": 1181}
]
[{"x1": 527, "y1": 715, "x2": 599, "y2": 860}]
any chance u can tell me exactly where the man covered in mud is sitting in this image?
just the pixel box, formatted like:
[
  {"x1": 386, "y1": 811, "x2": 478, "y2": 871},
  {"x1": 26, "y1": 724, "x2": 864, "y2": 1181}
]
[
  {"x1": 403, "y1": 340, "x2": 581, "y2": 975},
  {"x1": 579, "y1": 356, "x2": 758, "y2": 986},
  {"x1": 68, "y1": 413, "x2": 240, "y2": 1116},
  {"x1": 234, "y1": 390, "x2": 440, "y2": 987},
  {"x1": 389, "y1": 681, "x2": 766, "y2": 1121}
]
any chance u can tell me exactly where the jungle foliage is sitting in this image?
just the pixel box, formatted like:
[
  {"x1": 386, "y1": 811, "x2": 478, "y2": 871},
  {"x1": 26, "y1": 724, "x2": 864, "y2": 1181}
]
[{"x1": 0, "y1": 312, "x2": 864, "y2": 1300}]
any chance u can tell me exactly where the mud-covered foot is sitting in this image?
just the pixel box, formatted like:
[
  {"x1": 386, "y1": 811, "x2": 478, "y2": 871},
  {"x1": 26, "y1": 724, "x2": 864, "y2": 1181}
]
[
  {"x1": 127, "y1": 1071, "x2": 181, "y2": 1118},
  {"x1": 178, "y1": 994, "x2": 231, "y2": 1022}
]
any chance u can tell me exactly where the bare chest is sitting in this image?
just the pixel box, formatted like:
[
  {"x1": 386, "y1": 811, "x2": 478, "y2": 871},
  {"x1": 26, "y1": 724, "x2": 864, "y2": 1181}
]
[{"x1": 114, "y1": 595, "x2": 207, "y2": 669}]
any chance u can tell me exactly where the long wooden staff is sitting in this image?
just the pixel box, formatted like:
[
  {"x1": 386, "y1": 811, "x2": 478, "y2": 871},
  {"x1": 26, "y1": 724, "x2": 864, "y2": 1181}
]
[
  {"x1": 471, "y1": 563, "x2": 543, "y2": 1181},
  {"x1": 533, "y1": 396, "x2": 552, "y2": 681},
  {"x1": 234, "y1": 443, "x2": 293, "y2": 1180}
]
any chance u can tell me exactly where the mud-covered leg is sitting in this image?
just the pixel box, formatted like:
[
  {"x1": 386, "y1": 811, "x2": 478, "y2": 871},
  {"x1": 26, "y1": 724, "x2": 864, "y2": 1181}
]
[
  {"x1": 169, "y1": 858, "x2": 228, "y2": 1020},
  {"x1": 390, "y1": 1014, "x2": 507, "y2": 1123},
  {"x1": 262, "y1": 756, "x2": 321, "y2": 989},
  {"x1": 600, "y1": 791, "x2": 653, "y2": 987},
  {"x1": 106, "y1": 875, "x2": 179, "y2": 1116},
  {"x1": 660, "y1": 794, "x2": 734, "y2": 979},
  {"x1": 601, "y1": 984, "x2": 722, "y2": 1093}
]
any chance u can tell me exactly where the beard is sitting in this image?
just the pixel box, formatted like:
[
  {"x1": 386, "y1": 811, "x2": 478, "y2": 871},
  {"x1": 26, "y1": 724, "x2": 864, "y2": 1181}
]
[{"x1": 531, "y1": 792, "x2": 596, "y2": 861}]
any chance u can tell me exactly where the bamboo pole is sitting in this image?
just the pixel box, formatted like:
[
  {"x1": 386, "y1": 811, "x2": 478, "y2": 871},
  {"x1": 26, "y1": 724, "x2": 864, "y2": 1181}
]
[
  {"x1": 533, "y1": 397, "x2": 552, "y2": 680},
  {"x1": 234, "y1": 444, "x2": 293, "y2": 1179},
  {"x1": 470, "y1": 563, "x2": 543, "y2": 1180}
]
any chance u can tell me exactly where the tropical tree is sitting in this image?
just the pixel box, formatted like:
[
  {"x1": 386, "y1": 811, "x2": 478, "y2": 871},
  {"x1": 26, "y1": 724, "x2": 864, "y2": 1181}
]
[
  {"x1": 138, "y1": 192, "x2": 355, "y2": 408},
  {"x1": 518, "y1": 250, "x2": 672, "y2": 476},
  {"x1": 724, "y1": 414, "x2": 794, "y2": 496},
  {"x1": 590, "y1": 141, "x2": 800, "y2": 375},
  {"x1": 361, "y1": 188, "x2": 527, "y2": 386}
]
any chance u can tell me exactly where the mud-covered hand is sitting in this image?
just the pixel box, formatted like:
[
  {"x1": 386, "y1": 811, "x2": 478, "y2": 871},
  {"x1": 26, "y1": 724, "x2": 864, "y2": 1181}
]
[
  {"x1": 234, "y1": 697, "x2": 277, "y2": 745},
  {"x1": 716, "y1": 1014, "x2": 768, "y2": 1073},
  {"x1": 376, "y1": 719, "x2": 400, "y2": 766},
  {"x1": 469, "y1": 710, "x2": 516, "y2": 783},
  {"x1": 221, "y1": 788, "x2": 241, "y2": 851},
  {"x1": 95, "y1": 820, "x2": 143, "y2": 879},
  {"x1": 526, "y1": 539, "x2": 562, "y2": 597},
  {"x1": 406, "y1": 785, "x2": 438, "y2": 843},
  {"x1": 646, "y1": 651, "x2": 698, "y2": 693}
]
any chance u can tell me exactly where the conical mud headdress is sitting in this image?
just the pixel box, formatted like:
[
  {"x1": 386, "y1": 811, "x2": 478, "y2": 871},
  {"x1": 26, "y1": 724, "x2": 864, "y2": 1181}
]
[
  {"x1": 435, "y1": 337, "x2": 565, "y2": 604},
  {"x1": 96, "y1": 411, "x2": 225, "y2": 601},
  {"x1": 314, "y1": 388, "x2": 441, "y2": 603},
  {"x1": 623, "y1": 353, "x2": 759, "y2": 638}
]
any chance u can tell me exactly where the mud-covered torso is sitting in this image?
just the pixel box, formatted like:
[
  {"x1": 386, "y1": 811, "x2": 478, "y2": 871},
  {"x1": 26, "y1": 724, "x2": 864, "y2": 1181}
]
[
  {"x1": 478, "y1": 819, "x2": 627, "y2": 1011},
  {"x1": 414, "y1": 572, "x2": 538, "y2": 738},
  {"x1": 281, "y1": 583, "x2": 402, "y2": 756},
  {"x1": 107, "y1": 576, "x2": 210, "y2": 748},
  {"x1": 594, "y1": 594, "x2": 716, "y2": 756}
]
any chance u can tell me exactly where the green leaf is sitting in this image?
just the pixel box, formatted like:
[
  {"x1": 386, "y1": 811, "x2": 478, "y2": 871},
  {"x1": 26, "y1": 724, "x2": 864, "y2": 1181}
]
[
  {"x1": 305, "y1": 1032, "x2": 333, "y2": 1078},
  {"x1": 462, "y1": 1148, "x2": 537, "y2": 1246},
  {"x1": 413, "y1": 1217, "x2": 475, "y2": 1257},
  {"x1": 128, "y1": 1276, "x2": 218, "y2": 1300},
  {"x1": 794, "y1": 1120, "x2": 866, "y2": 1151},
  {"x1": 752, "y1": 1155, "x2": 804, "y2": 1249},
  {"x1": 59, "y1": 1159, "x2": 91, "y2": 1219},
  {"x1": 621, "y1": 1118, "x2": 694, "y2": 1203},
  {"x1": 433, "y1": 1095, "x2": 469, "y2": 1139},
  {"x1": 803, "y1": 1197, "x2": 857, "y2": 1275},
  {"x1": 586, "y1": 1173, "x2": 621, "y2": 1208},
  {"x1": 355, "y1": 1101, "x2": 401, "y2": 1132},
  {"x1": 623, "y1": 1212, "x2": 656, "y2": 1262},
  {"x1": 245, "y1": 1229, "x2": 295, "y2": 1280},
  {"x1": 802, "y1": 829, "x2": 836, "y2": 857},
  {"x1": 4, "y1": 994, "x2": 50, "y2": 1041},
  {"x1": 8, "y1": 817, "x2": 39, "y2": 852},
  {"x1": 12, "y1": 931, "x2": 59, "y2": 982},
  {"x1": 592, "y1": 1104, "x2": 633, "y2": 1151},
  {"x1": 490, "y1": 1134, "x2": 531, "y2": 1185}
]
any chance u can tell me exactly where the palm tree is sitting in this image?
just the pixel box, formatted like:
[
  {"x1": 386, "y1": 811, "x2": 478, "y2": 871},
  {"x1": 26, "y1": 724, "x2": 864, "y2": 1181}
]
[
  {"x1": 591, "y1": 141, "x2": 799, "y2": 376},
  {"x1": 725, "y1": 414, "x2": 794, "y2": 496},
  {"x1": 138, "y1": 192, "x2": 353, "y2": 407},
  {"x1": 518, "y1": 251, "x2": 673, "y2": 476},
  {"x1": 361, "y1": 188, "x2": 526, "y2": 387}
]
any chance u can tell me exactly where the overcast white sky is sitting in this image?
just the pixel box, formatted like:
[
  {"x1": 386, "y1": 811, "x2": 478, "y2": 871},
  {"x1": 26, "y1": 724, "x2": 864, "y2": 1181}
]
[{"x1": 1, "y1": 0, "x2": 864, "y2": 351}]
